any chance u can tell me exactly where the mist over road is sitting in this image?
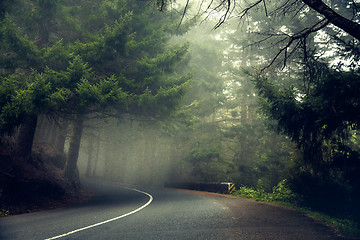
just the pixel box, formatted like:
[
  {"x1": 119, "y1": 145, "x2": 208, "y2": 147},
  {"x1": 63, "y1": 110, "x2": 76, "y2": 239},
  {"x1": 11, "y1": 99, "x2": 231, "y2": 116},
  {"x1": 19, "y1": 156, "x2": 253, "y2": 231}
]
[{"x1": 0, "y1": 179, "x2": 343, "y2": 240}]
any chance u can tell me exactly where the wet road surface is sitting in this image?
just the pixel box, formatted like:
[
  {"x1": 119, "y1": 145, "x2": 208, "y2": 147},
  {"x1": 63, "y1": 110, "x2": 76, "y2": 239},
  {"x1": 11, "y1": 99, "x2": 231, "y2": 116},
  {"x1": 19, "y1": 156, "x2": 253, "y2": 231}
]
[{"x1": 0, "y1": 180, "x2": 343, "y2": 240}]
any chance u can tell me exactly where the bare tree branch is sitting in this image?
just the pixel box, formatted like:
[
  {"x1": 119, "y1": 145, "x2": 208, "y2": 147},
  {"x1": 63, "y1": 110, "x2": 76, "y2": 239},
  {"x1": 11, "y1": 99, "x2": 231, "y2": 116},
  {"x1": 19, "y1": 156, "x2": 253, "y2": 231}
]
[
  {"x1": 158, "y1": 0, "x2": 360, "y2": 70},
  {"x1": 270, "y1": 0, "x2": 295, "y2": 15},
  {"x1": 214, "y1": 0, "x2": 235, "y2": 29},
  {"x1": 260, "y1": 18, "x2": 330, "y2": 71},
  {"x1": 177, "y1": 0, "x2": 190, "y2": 29},
  {"x1": 302, "y1": 0, "x2": 360, "y2": 41},
  {"x1": 237, "y1": 0, "x2": 263, "y2": 19},
  {"x1": 263, "y1": 0, "x2": 268, "y2": 17},
  {"x1": 156, "y1": 0, "x2": 165, "y2": 11}
]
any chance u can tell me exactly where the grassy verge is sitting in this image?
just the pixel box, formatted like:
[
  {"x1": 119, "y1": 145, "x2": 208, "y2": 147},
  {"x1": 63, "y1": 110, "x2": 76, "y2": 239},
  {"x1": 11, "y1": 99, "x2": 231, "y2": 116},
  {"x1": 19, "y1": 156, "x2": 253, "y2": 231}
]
[{"x1": 231, "y1": 180, "x2": 360, "y2": 238}]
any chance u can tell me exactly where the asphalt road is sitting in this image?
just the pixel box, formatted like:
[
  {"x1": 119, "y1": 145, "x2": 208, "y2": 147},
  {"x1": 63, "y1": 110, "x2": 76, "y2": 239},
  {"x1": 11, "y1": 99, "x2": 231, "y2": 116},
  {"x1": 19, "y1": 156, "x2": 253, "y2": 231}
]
[{"x1": 0, "y1": 180, "x2": 344, "y2": 240}]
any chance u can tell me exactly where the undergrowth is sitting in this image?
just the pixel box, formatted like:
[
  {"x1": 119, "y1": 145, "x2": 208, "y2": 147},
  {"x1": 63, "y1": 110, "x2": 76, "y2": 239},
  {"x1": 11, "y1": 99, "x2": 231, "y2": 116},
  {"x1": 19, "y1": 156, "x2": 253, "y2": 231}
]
[{"x1": 232, "y1": 179, "x2": 360, "y2": 238}]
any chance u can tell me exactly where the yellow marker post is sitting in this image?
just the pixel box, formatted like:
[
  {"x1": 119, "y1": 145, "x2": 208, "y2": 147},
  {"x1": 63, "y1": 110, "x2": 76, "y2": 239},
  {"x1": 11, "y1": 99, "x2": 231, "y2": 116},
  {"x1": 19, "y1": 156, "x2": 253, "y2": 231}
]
[{"x1": 228, "y1": 183, "x2": 235, "y2": 194}]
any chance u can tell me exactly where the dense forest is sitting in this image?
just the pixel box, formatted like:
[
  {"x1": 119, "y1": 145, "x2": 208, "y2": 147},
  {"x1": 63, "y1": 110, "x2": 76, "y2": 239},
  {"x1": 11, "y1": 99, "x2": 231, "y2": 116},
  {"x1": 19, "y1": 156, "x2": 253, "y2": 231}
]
[
  {"x1": 0, "y1": 0, "x2": 191, "y2": 211},
  {"x1": 1, "y1": 0, "x2": 360, "y2": 234}
]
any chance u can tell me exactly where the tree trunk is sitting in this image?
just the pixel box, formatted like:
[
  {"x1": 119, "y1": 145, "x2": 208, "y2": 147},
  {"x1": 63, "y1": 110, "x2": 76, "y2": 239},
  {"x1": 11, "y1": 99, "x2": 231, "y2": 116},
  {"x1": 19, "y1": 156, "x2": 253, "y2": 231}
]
[
  {"x1": 35, "y1": 114, "x2": 46, "y2": 142},
  {"x1": 64, "y1": 115, "x2": 84, "y2": 187},
  {"x1": 16, "y1": 115, "x2": 38, "y2": 159},
  {"x1": 48, "y1": 120, "x2": 58, "y2": 146},
  {"x1": 42, "y1": 118, "x2": 55, "y2": 143},
  {"x1": 92, "y1": 133, "x2": 101, "y2": 176},
  {"x1": 54, "y1": 118, "x2": 68, "y2": 154},
  {"x1": 103, "y1": 132, "x2": 112, "y2": 180},
  {"x1": 85, "y1": 133, "x2": 94, "y2": 177}
]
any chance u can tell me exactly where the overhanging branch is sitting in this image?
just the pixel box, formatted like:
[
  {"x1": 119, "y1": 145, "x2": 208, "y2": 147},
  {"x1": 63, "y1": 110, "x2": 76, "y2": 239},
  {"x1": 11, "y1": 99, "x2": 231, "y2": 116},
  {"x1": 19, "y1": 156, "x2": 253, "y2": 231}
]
[
  {"x1": 302, "y1": 0, "x2": 360, "y2": 41},
  {"x1": 260, "y1": 18, "x2": 330, "y2": 71}
]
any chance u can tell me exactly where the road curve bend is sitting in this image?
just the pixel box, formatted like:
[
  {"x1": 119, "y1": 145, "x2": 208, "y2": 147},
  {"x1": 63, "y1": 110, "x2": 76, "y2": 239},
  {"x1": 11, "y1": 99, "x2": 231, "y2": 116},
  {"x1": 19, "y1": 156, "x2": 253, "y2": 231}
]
[
  {"x1": 44, "y1": 187, "x2": 153, "y2": 240},
  {"x1": 0, "y1": 180, "x2": 345, "y2": 240}
]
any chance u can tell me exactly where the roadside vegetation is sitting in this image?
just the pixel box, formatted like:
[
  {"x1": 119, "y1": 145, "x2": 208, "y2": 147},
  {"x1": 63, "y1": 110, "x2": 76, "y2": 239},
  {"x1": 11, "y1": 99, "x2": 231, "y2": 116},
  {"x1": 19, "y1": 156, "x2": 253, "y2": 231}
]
[{"x1": 232, "y1": 180, "x2": 360, "y2": 238}]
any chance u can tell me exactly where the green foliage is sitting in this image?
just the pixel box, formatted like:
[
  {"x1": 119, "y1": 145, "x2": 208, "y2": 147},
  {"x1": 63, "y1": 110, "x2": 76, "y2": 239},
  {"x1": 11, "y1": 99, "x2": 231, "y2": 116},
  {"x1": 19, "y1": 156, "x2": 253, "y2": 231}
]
[
  {"x1": 97, "y1": 76, "x2": 128, "y2": 108},
  {"x1": 232, "y1": 179, "x2": 297, "y2": 203},
  {"x1": 254, "y1": 61, "x2": 360, "y2": 167},
  {"x1": 270, "y1": 179, "x2": 297, "y2": 203},
  {"x1": 49, "y1": 88, "x2": 71, "y2": 108},
  {"x1": 233, "y1": 186, "x2": 260, "y2": 199},
  {"x1": 43, "y1": 40, "x2": 69, "y2": 70},
  {"x1": 0, "y1": 75, "x2": 25, "y2": 108},
  {"x1": 0, "y1": 0, "x2": 192, "y2": 135},
  {"x1": 103, "y1": 13, "x2": 133, "y2": 56},
  {"x1": 190, "y1": 141, "x2": 220, "y2": 163},
  {"x1": 65, "y1": 56, "x2": 92, "y2": 87},
  {"x1": 155, "y1": 82, "x2": 189, "y2": 112},
  {"x1": 75, "y1": 79, "x2": 102, "y2": 108},
  {"x1": 253, "y1": 58, "x2": 360, "y2": 228},
  {"x1": 0, "y1": 16, "x2": 42, "y2": 69},
  {"x1": 0, "y1": 71, "x2": 70, "y2": 133},
  {"x1": 332, "y1": 219, "x2": 360, "y2": 238},
  {"x1": 135, "y1": 79, "x2": 190, "y2": 117}
]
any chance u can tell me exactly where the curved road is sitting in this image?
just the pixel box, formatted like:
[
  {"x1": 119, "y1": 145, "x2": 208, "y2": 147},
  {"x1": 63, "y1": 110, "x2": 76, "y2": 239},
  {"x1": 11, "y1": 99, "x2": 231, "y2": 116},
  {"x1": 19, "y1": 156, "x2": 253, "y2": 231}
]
[{"x1": 0, "y1": 180, "x2": 344, "y2": 240}]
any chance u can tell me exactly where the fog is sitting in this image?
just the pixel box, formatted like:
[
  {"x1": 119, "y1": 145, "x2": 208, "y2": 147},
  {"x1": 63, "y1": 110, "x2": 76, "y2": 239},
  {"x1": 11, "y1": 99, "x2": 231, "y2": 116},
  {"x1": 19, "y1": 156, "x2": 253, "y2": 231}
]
[
  {"x1": 66, "y1": 8, "x2": 298, "y2": 189},
  {"x1": 77, "y1": 117, "x2": 193, "y2": 186}
]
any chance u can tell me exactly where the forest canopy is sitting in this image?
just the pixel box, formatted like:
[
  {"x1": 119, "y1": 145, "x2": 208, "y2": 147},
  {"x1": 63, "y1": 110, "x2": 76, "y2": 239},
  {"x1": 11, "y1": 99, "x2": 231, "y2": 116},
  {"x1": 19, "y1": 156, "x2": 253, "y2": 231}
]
[{"x1": 0, "y1": 0, "x2": 191, "y2": 191}]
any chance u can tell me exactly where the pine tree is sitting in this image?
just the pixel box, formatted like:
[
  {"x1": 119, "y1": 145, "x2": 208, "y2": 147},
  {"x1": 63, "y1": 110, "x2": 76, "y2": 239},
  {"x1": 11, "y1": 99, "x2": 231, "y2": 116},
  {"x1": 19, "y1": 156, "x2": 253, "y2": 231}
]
[{"x1": 0, "y1": 0, "x2": 191, "y2": 185}]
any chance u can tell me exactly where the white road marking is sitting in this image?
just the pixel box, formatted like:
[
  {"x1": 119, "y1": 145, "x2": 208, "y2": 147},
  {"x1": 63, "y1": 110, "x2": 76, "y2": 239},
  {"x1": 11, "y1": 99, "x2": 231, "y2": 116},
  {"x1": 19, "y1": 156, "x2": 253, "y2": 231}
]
[{"x1": 44, "y1": 188, "x2": 153, "y2": 240}]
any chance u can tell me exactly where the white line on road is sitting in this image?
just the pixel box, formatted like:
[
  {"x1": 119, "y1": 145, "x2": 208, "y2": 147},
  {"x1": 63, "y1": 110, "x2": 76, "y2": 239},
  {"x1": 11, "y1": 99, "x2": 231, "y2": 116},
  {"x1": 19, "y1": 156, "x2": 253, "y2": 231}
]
[{"x1": 44, "y1": 188, "x2": 153, "y2": 240}]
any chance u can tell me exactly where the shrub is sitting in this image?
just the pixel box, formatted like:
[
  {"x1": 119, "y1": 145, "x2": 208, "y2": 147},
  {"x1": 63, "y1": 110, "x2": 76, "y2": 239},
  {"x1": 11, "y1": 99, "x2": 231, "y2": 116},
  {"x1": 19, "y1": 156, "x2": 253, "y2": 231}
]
[
  {"x1": 232, "y1": 179, "x2": 297, "y2": 203},
  {"x1": 271, "y1": 179, "x2": 297, "y2": 203}
]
